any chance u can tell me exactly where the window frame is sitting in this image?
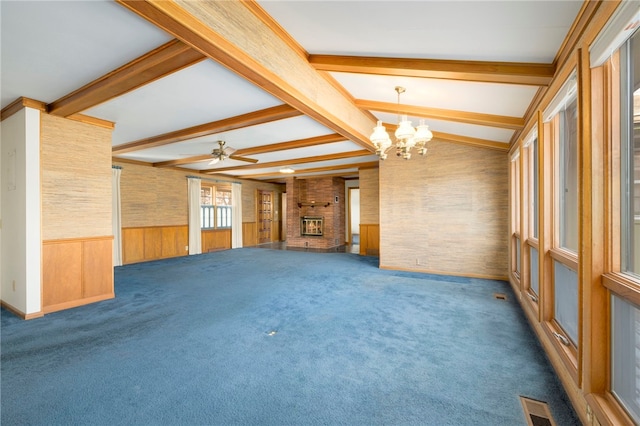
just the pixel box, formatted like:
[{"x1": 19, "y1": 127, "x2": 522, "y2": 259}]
[
  {"x1": 540, "y1": 70, "x2": 581, "y2": 379},
  {"x1": 200, "y1": 184, "x2": 232, "y2": 231}
]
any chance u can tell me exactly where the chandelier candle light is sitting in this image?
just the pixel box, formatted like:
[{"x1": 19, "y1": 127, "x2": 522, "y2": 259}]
[{"x1": 369, "y1": 86, "x2": 433, "y2": 160}]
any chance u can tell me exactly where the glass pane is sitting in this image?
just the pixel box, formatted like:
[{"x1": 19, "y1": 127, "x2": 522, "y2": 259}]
[
  {"x1": 554, "y1": 261, "x2": 578, "y2": 345},
  {"x1": 560, "y1": 96, "x2": 579, "y2": 252},
  {"x1": 622, "y1": 30, "x2": 640, "y2": 277},
  {"x1": 201, "y1": 187, "x2": 213, "y2": 206},
  {"x1": 530, "y1": 246, "x2": 539, "y2": 296},
  {"x1": 532, "y1": 137, "x2": 539, "y2": 238},
  {"x1": 611, "y1": 295, "x2": 640, "y2": 423},
  {"x1": 216, "y1": 190, "x2": 232, "y2": 206}
]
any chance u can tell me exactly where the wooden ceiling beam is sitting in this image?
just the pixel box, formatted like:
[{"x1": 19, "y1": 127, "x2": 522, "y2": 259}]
[
  {"x1": 359, "y1": 99, "x2": 524, "y2": 130},
  {"x1": 204, "y1": 149, "x2": 372, "y2": 174},
  {"x1": 117, "y1": 0, "x2": 377, "y2": 151},
  {"x1": 236, "y1": 161, "x2": 378, "y2": 179},
  {"x1": 112, "y1": 104, "x2": 301, "y2": 154},
  {"x1": 309, "y1": 55, "x2": 555, "y2": 86},
  {"x1": 48, "y1": 39, "x2": 206, "y2": 117},
  {"x1": 153, "y1": 129, "x2": 344, "y2": 168}
]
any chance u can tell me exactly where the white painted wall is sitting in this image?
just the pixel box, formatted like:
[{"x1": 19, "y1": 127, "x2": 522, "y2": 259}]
[
  {"x1": 344, "y1": 180, "x2": 359, "y2": 242},
  {"x1": 1, "y1": 107, "x2": 41, "y2": 315},
  {"x1": 350, "y1": 188, "x2": 360, "y2": 237}
]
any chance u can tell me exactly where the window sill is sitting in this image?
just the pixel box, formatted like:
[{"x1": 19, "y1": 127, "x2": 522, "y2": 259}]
[
  {"x1": 542, "y1": 321, "x2": 579, "y2": 385},
  {"x1": 603, "y1": 273, "x2": 640, "y2": 307},
  {"x1": 586, "y1": 392, "x2": 636, "y2": 426}
]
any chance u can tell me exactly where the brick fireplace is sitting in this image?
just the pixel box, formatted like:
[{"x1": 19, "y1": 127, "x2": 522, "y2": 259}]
[{"x1": 285, "y1": 177, "x2": 345, "y2": 249}]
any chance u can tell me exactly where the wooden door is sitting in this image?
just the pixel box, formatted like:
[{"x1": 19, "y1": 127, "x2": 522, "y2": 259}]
[{"x1": 258, "y1": 190, "x2": 273, "y2": 244}]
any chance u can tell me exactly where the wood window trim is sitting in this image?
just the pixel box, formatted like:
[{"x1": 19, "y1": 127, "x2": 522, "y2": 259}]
[
  {"x1": 586, "y1": 392, "x2": 636, "y2": 426},
  {"x1": 549, "y1": 247, "x2": 579, "y2": 272},
  {"x1": 603, "y1": 272, "x2": 640, "y2": 307},
  {"x1": 542, "y1": 320, "x2": 579, "y2": 384}
]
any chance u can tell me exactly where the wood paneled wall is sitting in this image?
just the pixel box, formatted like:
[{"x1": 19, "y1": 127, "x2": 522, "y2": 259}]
[
  {"x1": 243, "y1": 222, "x2": 258, "y2": 247},
  {"x1": 41, "y1": 114, "x2": 112, "y2": 240},
  {"x1": 202, "y1": 229, "x2": 231, "y2": 252},
  {"x1": 42, "y1": 237, "x2": 114, "y2": 313},
  {"x1": 122, "y1": 225, "x2": 189, "y2": 264},
  {"x1": 359, "y1": 224, "x2": 380, "y2": 256},
  {"x1": 379, "y1": 140, "x2": 508, "y2": 279}
]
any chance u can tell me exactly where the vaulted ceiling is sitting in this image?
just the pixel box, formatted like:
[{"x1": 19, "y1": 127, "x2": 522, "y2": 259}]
[{"x1": 1, "y1": 0, "x2": 587, "y2": 183}]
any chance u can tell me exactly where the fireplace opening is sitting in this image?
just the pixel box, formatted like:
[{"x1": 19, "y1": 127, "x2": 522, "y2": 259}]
[{"x1": 301, "y1": 216, "x2": 323, "y2": 236}]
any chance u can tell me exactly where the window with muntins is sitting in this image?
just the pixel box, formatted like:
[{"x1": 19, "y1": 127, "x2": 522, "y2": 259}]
[{"x1": 200, "y1": 185, "x2": 232, "y2": 230}]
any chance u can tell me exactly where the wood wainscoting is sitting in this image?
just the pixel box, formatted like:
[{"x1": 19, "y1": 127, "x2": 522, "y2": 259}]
[
  {"x1": 243, "y1": 222, "x2": 257, "y2": 247},
  {"x1": 359, "y1": 224, "x2": 380, "y2": 256},
  {"x1": 42, "y1": 236, "x2": 114, "y2": 314},
  {"x1": 202, "y1": 229, "x2": 231, "y2": 252},
  {"x1": 122, "y1": 225, "x2": 189, "y2": 264}
]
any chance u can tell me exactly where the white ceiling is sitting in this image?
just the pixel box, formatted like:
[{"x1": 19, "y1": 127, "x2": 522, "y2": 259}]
[{"x1": 1, "y1": 0, "x2": 585, "y2": 182}]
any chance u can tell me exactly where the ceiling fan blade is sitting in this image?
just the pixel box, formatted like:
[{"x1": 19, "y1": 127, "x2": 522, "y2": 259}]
[{"x1": 229, "y1": 155, "x2": 259, "y2": 163}]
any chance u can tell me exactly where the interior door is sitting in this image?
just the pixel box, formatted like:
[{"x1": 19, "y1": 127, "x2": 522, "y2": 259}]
[{"x1": 258, "y1": 190, "x2": 273, "y2": 244}]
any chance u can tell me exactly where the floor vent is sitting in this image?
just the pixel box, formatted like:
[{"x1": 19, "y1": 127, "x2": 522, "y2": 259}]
[
  {"x1": 520, "y1": 396, "x2": 556, "y2": 426},
  {"x1": 494, "y1": 293, "x2": 508, "y2": 300}
]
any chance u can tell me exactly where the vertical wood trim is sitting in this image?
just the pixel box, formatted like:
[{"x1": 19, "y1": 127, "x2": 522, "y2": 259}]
[
  {"x1": 541, "y1": 111, "x2": 554, "y2": 324},
  {"x1": 582, "y1": 57, "x2": 607, "y2": 395}
]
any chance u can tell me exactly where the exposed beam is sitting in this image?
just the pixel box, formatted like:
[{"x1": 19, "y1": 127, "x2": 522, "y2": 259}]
[
  {"x1": 359, "y1": 99, "x2": 524, "y2": 130},
  {"x1": 379, "y1": 122, "x2": 509, "y2": 152},
  {"x1": 234, "y1": 133, "x2": 346, "y2": 156},
  {"x1": 117, "y1": 0, "x2": 376, "y2": 151},
  {"x1": 1, "y1": 97, "x2": 46, "y2": 121},
  {"x1": 152, "y1": 133, "x2": 347, "y2": 168},
  {"x1": 204, "y1": 149, "x2": 372, "y2": 174},
  {"x1": 431, "y1": 131, "x2": 509, "y2": 152},
  {"x1": 48, "y1": 39, "x2": 206, "y2": 117},
  {"x1": 309, "y1": 55, "x2": 555, "y2": 86},
  {"x1": 236, "y1": 161, "x2": 378, "y2": 179},
  {"x1": 112, "y1": 104, "x2": 301, "y2": 154}
]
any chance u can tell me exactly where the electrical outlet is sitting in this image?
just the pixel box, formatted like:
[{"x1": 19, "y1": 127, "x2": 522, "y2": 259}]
[
  {"x1": 12, "y1": 280, "x2": 16, "y2": 291},
  {"x1": 185, "y1": 246, "x2": 189, "y2": 251}
]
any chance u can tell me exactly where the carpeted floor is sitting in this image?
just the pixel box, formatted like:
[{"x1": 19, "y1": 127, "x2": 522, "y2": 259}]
[{"x1": 1, "y1": 248, "x2": 579, "y2": 425}]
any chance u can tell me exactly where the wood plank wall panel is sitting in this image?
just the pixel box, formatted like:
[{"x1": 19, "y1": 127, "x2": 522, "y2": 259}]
[
  {"x1": 122, "y1": 228, "x2": 145, "y2": 264},
  {"x1": 43, "y1": 237, "x2": 114, "y2": 313},
  {"x1": 82, "y1": 239, "x2": 113, "y2": 298},
  {"x1": 202, "y1": 229, "x2": 231, "y2": 252},
  {"x1": 41, "y1": 114, "x2": 112, "y2": 240},
  {"x1": 243, "y1": 222, "x2": 257, "y2": 247},
  {"x1": 122, "y1": 226, "x2": 189, "y2": 264},
  {"x1": 379, "y1": 140, "x2": 508, "y2": 279},
  {"x1": 359, "y1": 224, "x2": 380, "y2": 256},
  {"x1": 43, "y1": 241, "x2": 83, "y2": 307}
]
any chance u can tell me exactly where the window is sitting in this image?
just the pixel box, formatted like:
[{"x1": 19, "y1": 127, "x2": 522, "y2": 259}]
[
  {"x1": 610, "y1": 28, "x2": 640, "y2": 422},
  {"x1": 511, "y1": 150, "x2": 521, "y2": 278},
  {"x1": 559, "y1": 93, "x2": 579, "y2": 253},
  {"x1": 200, "y1": 185, "x2": 232, "y2": 230},
  {"x1": 523, "y1": 129, "x2": 539, "y2": 302},
  {"x1": 543, "y1": 71, "x2": 580, "y2": 366},
  {"x1": 611, "y1": 294, "x2": 640, "y2": 424}
]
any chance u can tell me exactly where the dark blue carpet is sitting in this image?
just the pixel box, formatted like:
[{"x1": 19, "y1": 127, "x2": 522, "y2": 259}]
[{"x1": 1, "y1": 248, "x2": 579, "y2": 425}]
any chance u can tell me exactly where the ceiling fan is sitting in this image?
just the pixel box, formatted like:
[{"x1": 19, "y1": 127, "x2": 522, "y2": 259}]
[{"x1": 208, "y1": 140, "x2": 258, "y2": 165}]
